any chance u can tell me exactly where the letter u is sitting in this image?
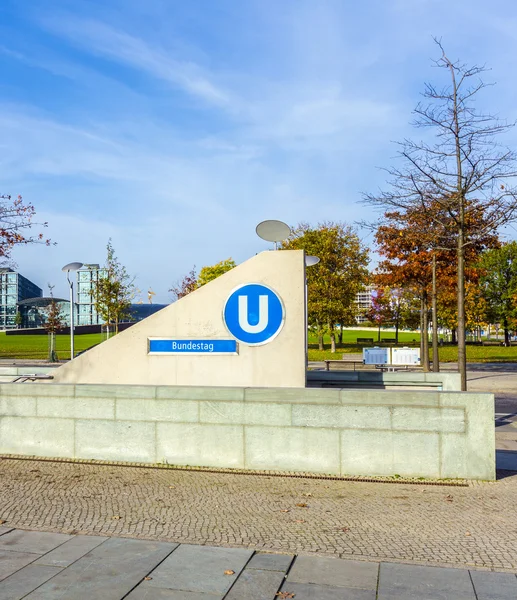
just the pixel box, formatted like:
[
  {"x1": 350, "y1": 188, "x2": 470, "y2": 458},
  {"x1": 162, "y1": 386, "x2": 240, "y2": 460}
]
[{"x1": 238, "y1": 295, "x2": 268, "y2": 334}]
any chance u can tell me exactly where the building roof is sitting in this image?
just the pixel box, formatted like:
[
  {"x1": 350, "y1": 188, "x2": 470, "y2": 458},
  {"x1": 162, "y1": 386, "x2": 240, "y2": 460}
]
[{"x1": 18, "y1": 297, "x2": 69, "y2": 307}]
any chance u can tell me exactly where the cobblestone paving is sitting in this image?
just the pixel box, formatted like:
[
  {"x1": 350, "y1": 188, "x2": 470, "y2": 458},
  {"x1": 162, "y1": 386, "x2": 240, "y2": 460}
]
[{"x1": 1, "y1": 458, "x2": 516, "y2": 573}]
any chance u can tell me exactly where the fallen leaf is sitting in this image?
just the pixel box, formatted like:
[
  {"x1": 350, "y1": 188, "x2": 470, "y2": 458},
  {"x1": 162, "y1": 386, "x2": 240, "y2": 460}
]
[
  {"x1": 295, "y1": 503, "x2": 308, "y2": 508},
  {"x1": 224, "y1": 570, "x2": 235, "y2": 576},
  {"x1": 0, "y1": 520, "x2": 6, "y2": 525},
  {"x1": 279, "y1": 509, "x2": 290, "y2": 513},
  {"x1": 144, "y1": 577, "x2": 152, "y2": 581},
  {"x1": 302, "y1": 493, "x2": 312, "y2": 497},
  {"x1": 340, "y1": 527, "x2": 350, "y2": 532},
  {"x1": 112, "y1": 516, "x2": 121, "y2": 520},
  {"x1": 294, "y1": 519, "x2": 306, "y2": 523},
  {"x1": 465, "y1": 532, "x2": 471, "y2": 536},
  {"x1": 276, "y1": 592, "x2": 296, "y2": 599},
  {"x1": 445, "y1": 495, "x2": 453, "y2": 502}
]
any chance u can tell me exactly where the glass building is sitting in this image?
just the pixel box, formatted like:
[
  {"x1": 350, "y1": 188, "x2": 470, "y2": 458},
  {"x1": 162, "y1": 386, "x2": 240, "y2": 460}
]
[
  {"x1": 18, "y1": 297, "x2": 70, "y2": 329},
  {"x1": 0, "y1": 269, "x2": 43, "y2": 329},
  {"x1": 76, "y1": 264, "x2": 107, "y2": 326}
]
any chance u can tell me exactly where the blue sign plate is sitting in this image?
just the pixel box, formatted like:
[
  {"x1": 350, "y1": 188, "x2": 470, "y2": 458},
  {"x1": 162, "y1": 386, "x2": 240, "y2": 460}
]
[
  {"x1": 148, "y1": 339, "x2": 238, "y2": 355},
  {"x1": 223, "y1": 283, "x2": 284, "y2": 346}
]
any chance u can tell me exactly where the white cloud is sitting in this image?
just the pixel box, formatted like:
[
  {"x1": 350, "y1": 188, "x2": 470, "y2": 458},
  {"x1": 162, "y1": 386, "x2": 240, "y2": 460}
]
[{"x1": 40, "y1": 16, "x2": 233, "y2": 109}]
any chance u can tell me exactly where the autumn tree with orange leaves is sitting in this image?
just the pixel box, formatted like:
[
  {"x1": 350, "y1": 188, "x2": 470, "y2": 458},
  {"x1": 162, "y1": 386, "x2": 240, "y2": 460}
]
[
  {"x1": 373, "y1": 201, "x2": 498, "y2": 371},
  {"x1": 0, "y1": 194, "x2": 51, "y2": 262}
]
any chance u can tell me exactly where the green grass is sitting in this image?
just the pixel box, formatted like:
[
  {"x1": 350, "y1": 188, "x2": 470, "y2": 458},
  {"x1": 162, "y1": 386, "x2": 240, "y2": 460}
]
[
  {"x1": 308, "y1": 328, "x2": 420, "y2": 361},
  {"x1": 0, "y1": 332, "x2": 105, "y2": 360},
  {"x1": 307, "y1": 327, "x2": 517, "y2": 362},
  {"x1": 2, "y1": 328, "x2": 517, "y2": 363}
]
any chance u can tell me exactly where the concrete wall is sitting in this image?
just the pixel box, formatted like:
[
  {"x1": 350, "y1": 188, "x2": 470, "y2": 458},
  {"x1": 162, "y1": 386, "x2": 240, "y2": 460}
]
[
  {"x1": 50, "y1": 251, "x2": 306, "y2": 388},
  {"x1": 0, "y1": 383, "x2": 495, "y2": 480},
  {"x1": 308, "y1": 370, "x2": 462, "y2": 391}
]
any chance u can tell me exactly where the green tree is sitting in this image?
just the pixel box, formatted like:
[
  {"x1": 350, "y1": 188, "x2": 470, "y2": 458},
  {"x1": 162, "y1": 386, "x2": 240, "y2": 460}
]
[
  {"x1": 478, "y1": 242, "x2": 517, "y2": 346},
  {"x1": 14, "y1": 311, "x2": 22, "y2": 329},
  {"x1": 43, "y1": 284, "x2": 65, "y2": 362},
  {"x1": 281, "y1": 222, "x2": 369, "y2": 352},
  {"x1": 198, "y1": 258, "x2": 236, "y2": 287},
  {"x1": 94, "y1": 240, "x2": 135, "y2": 337}
]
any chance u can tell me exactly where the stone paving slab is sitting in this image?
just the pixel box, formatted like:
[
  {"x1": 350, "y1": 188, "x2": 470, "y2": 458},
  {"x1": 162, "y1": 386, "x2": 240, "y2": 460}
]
[
  {"x1": 288, "y1": 555, "x2": 379, "y2": 590},
  {"x1": 280, "y1": 581, "x2": 377, "y2": 599},
  {"x1": 33, "y1": 534, "x2": 108, "y2": 568},
  {"x1": 24, "y1": 537, "x2": 176, "y2": 599},
  {"x1": 0, "y1": 529, "x2": 516, "y2": 599},
  {"x1": 0, "y1": 564, "x2": 62, "y2": 600},
  {"x1": 246, "y1": 552, "x2": 293, "y2": 571},
  {"x1": 0, "y1": 528, "x2": 12, "y2": 537},
  {"x1": 469, "y1": 569, "x2": 517, "y2": 600},
  {"x1": 377, "y1": 563, "x2": 477, "y2": 599},
  {"x1": 0, "y1": 549, "x2": 40, "y2": 582},
  {"x1": 141, "y1": 544, "x2": 252, "y2": 595},
  {"x1": 225, "y1": 568, "x2": 287, "y2": 599},
  {"x1": 0, "y1": 530, "x2": 71, "y2": 555}
]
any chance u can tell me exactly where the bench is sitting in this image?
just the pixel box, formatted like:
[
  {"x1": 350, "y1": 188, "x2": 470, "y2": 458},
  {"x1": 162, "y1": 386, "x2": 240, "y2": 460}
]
[
  {"x1": 324, "y1": 357, "x2": 364, "y2": 372},
  {"x1": 356, "y1": 337, "x2": 374, "y2": 345},
  {"x1": 481, "y1": 340, "x2": 504, "y2": 346},
  {"x1": 381, "y1": 338, "x2": 397, "y2": 344}
]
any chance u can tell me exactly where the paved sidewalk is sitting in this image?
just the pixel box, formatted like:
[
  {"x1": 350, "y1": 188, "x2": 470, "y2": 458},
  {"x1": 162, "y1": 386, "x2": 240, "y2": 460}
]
[
  {"x1": 1, "y1": 458, "x2": 517, "y2": 574},
  {"x1": 1, "y1": 527, "x2": 517, "y2": 599}
]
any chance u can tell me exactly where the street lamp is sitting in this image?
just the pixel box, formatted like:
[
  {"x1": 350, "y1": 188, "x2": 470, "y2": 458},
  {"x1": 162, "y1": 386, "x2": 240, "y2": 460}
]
[
  {"x1": 305, "y1": 255, "x2": 320, "y2": 368},
  {"x1": 62, "y1": 262, "x2": 83, "y2": 360}
]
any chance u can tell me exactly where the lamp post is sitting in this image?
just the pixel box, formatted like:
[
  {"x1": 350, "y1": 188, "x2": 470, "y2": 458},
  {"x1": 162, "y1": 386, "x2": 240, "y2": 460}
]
[
  {"x1": 305, "y1": 255, "x2": 320, "y2": 367},
  {"x1": 62, "y1": 262, "x2": 83, "y2": 360}
]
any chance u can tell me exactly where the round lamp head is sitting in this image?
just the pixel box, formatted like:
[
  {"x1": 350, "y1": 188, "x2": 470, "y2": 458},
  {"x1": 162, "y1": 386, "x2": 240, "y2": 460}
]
[
  {"x1": 305, "y1": 255, "x2": 320, "y2": 267},
  {"x1": 62, "y1": 262, "x2": 84, "y2": 272},
  {"x1": 256, "y1": 220, "x2": 291, "y2": 243}
]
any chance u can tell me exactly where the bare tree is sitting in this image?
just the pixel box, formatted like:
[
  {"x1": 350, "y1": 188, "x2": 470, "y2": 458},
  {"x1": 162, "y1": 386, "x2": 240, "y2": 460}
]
[{"x1": 364, "y1": 40, "x2": 517, "y2": 390}]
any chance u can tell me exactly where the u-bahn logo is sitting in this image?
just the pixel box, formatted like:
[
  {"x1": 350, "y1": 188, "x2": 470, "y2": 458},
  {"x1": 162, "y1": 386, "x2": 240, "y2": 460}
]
[{"x1": 223, "y1": 283, "x2": 284, "y2": 346}]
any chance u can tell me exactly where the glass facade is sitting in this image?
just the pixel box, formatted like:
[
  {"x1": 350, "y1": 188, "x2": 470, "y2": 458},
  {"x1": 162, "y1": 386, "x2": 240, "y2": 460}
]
[
  {"x1": 76, "y1": 264, "x2": 107, "y2": 325},
  {"x1": 0, "y1": 269, "x2": 43, "y2": 329}
]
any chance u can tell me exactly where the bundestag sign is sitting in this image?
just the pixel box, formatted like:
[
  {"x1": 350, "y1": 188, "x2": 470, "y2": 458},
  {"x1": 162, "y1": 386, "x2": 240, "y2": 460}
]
[
  {"x1": 148, "y1": 283, "x2": 285, "y2": 354},
  {"x1": 148, "y1": 339, "x2": 238, "y2": 355}
]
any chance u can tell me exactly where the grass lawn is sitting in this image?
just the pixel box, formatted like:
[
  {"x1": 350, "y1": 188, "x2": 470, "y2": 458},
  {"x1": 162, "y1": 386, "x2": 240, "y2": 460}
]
[
  {"x1": 0, "y1": 332, "x2": 104, "y2": 360},
  {"x1": 1, "y1": 328, "x2": 516, "y2": 363},
  {"x1": 307, "y1": 328, "x2": 517, "y2": 362}
]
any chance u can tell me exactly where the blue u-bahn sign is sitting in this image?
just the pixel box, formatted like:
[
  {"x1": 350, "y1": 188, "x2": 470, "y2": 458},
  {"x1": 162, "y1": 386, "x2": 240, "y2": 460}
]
[{"x1": 223, "y1": 283, "x2": 284, "y2": 346}]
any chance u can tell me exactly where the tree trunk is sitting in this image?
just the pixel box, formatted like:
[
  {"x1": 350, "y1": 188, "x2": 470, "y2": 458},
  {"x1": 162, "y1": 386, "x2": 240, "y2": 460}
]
[
  {"x1": 377, "y1": 323, "x2": 381, "y2": 343},
  {"x1": 422, "y1": 290, "x2": 431, "y2": 373},
  {"x1": 330, "y1": 324, "x2": 336, "y2": 353},
  {"x1": 318, "y1": 331, "x2": 324, "y2": 351},
  {"x1": 338, "y1": 324, "x2": 343, "y2": 345},
  {"x1": 432, "y1": 254, "x2": 440, "y2": 372},
  {"x1": 420, "y1": 298, "x2": 424, "y2": 361},
  {"x1": 451, "y1": 328, "x2": 457, "y2": 344},
  {"x1": 457, "y1": 231, "x2": 467, "y2": 390},
  {"x1": 47, "y1": 332, "x2": 58, "y2": 363},
  {"x1": 504, "y1": 317, "x2": 510, "y2": 347}
]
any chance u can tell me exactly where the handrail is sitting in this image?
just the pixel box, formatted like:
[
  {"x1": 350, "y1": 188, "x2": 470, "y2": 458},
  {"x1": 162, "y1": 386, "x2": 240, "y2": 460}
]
[{"x1": 11, "y1": 374, "x2": 54, "y2": 383}]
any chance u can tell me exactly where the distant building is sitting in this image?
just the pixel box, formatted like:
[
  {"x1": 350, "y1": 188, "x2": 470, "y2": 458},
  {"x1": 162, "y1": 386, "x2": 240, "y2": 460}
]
[
  {"x1": 76, "y1": 264, "x2": 107, "y2": 326},
  {"x1": 18, "y1": 296, "x2": 70, "y2": 329},
  {"x1": 354, "y1": 284, "x2": 376, "y2": 324},
  {"x1": 0, "y1": 268, "x2": 42, "y2": 329}
]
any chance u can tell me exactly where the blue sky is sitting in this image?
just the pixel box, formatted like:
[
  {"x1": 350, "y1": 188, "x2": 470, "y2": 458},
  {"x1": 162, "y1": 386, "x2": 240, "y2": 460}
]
[{"x1": 2, "y1": 0, "x2": 517, "y2": 302}]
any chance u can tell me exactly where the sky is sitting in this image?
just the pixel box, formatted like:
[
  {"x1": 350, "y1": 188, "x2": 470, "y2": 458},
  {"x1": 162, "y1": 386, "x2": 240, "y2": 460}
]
[{"x1": 2, "y1": 0, "x2": 517, "y2": 303}]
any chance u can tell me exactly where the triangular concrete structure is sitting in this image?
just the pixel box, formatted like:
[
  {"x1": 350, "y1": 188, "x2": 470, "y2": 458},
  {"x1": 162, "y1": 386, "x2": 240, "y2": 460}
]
[{"x1": 52, "y1": 250, "x2": 306, "y2": 387}]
